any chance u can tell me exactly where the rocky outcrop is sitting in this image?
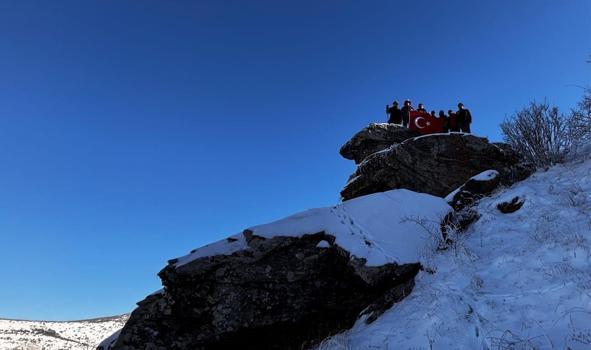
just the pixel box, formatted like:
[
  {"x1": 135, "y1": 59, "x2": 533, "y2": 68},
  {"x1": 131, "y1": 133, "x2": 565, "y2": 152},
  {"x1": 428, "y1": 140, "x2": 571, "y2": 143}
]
[
  {"x1": 109, "y1": 231, "x2": 421, "y2": 350},
  {"x1": 441, "y1": 170, "x2": 503, "y2": 241},
  {"x1": 340, "y1": 123, "x2": 421, "y2": 164},
  {"x1": 341, "y1": 133, "x2": 533, "y2": 200},
  {"x1": 447, "y1": 170, "x2": 501, "y2": 211}
]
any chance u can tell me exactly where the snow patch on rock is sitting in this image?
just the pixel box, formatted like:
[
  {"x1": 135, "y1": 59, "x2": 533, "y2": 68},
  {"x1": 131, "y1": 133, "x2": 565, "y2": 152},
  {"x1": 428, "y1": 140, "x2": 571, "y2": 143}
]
[{"x1": 174, "y1": 189, "x2": 451, "y2": 268}]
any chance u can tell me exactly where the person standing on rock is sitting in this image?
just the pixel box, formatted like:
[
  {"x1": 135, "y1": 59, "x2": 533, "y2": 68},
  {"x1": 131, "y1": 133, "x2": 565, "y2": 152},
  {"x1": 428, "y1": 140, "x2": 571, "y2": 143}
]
[
  {"x1": 401, "y1": 99, "x2": 414, "y2": 128},
  {"x1": 448, "y1": 109, "x2": 460, "y2": 132},
  {"x1": 417, "y1": 103, "x2": 427, "y2": 113},
  {"x1": 386, "y1": 101, "x2": 402, "y2": 125},
  {"x1": 439, "y1": 110, "x2": 449, "y2": 132},
  {"x1": 456, "y1": 102, "x2": 472, "y2": 133}
]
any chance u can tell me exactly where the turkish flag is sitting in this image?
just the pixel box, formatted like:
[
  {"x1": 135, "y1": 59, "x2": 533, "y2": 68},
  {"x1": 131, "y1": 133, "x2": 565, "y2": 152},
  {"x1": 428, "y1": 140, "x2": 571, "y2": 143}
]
[{"x1": 408, "y1": 111, "x2": 444, "y2": 135}]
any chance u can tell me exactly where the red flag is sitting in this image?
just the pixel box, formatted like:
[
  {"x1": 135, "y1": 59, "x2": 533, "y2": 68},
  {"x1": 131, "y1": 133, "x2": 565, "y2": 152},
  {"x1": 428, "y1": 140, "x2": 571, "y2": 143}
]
[{"x1": 408, "y1": 111, "x2": 444, "y2": 135}]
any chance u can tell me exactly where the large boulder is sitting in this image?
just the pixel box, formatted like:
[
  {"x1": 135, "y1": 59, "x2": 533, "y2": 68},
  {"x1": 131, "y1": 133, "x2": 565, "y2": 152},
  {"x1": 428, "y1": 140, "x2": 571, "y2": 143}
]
[
  {"x1": 108, "y1": 233, "x2": 419, "y2": 350},
  {"x1": 105, "y1": 190, "x2": 451, "y2": 350},
  {"x1": 341, "y1": 133, "x2": 533, "y2": 200},
  {"x1": 340, "y1": 123, "x2": 421, "y2": 164}
]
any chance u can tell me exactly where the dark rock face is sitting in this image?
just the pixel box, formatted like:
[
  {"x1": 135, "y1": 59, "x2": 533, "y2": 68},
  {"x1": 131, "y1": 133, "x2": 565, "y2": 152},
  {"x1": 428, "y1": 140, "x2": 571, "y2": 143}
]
[
  {"x1": 341, "y1": 133, "x2": 533, "y2": 200},
  {"x1": 110, "y1": 231, "x2": 420, "y2": 350},
  {"x1": 440, "y1": 170, "x2": 505, "y2": 242},
  {"x1": 448, "y1": 170, "x2": 501, "y2": 212},
  {"x1": 497, "y1": 196, "x2": 525, "y2": 213},
  {"x1": 340, "y1": 123, "x2": 421, "y2": 164}
]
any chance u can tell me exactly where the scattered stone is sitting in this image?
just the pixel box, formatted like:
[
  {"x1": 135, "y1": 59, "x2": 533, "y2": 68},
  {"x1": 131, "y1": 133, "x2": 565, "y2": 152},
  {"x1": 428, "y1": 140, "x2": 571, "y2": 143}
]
[{"x1": 497, "y1": 196, "x2": 525, "y2": 214}]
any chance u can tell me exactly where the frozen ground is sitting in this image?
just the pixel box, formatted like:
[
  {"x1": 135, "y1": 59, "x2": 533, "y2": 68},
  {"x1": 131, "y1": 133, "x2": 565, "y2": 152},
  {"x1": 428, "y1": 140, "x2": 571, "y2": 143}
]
[
  {"x1": 0, "y1": 315, "x2": 128, "y2": 350},
  {"x1": 318, "y1": 157, "x2": 591, "y2": 350}
]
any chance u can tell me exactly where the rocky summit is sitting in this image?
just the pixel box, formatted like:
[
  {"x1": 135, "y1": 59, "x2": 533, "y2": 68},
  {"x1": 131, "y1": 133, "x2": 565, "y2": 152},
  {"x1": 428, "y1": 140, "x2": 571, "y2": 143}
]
[
  {"x1": 340, "y1": 129, "x2": 533, "y2": 200},
  {"x1": 101, "y1": 125, "x2": 536, "y2": 350}
]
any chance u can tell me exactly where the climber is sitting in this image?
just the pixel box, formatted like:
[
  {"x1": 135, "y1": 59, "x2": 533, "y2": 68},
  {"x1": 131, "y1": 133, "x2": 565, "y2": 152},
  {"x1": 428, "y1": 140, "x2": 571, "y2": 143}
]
[
  {"x1": 456, "y1": 103, "x2": 473, "y2": 133},
  {"x1": 448, "y1": 109, "x2": 460, "y2": 132},
  {"x1": 417, "y1": 103, "x2": 427, "y2": 113},
  {"x1": 386, "y1": 101, "x2": 402, "y2": 125},
  {"x1": 401, "y1": 99, "x2": 414, "y2": 128},
  {"x1": 439, "y1": 110, "x2": 449, "y2": 133}
]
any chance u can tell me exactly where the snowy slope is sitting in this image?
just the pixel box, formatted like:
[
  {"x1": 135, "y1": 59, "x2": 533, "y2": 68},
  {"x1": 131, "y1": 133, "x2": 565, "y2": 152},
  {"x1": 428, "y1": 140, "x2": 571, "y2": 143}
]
[
  {"x1": 0, "y1": 315, "x2": 128, "y2": 350},
  {"x1": 174, "y1": 189, "x2": 452, "y2": 268},
  {"x1": 318, "y1": 158, "x2": 591, "y2": 349}
]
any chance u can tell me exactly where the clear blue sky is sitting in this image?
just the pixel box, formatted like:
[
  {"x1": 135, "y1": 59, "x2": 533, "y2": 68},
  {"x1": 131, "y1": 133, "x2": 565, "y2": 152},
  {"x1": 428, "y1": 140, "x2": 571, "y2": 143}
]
[{"x1": 0, "y1": 1, "x2": 589, "y2": 321}]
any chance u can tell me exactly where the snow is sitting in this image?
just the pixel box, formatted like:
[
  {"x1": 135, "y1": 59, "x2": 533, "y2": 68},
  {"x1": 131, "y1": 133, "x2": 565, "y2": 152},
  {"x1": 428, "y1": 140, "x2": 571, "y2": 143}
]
[
  {"x1": 444, "y1": 170, "x2": 499, "y2": 202},
  {"x1": 175, "y1": 233, "x2": 248, "y2": 267},
  {"x1": 317, "y1": 158, "x2": 591, "y2": 350},
  {"x1": 316, "y1": 240, "x2": 331, "y2": 248},
  {"x1": 0, "y1": 315, "x2": 128, "y2": 350},
  {"x1": 444, "y1": 187, "x2": 461, "y2": 202},
  {"x1": 174, "y1": 189, "x2": 451, "y2": 268},
  {"x1": 470, "y1": 169, "x2": 499, "y2": 181},
  {"x1": 411, "y1": 131, "x2": 472, "y2": 142},
  {"x1": 97, "y1": 329, "x2": 121, "y2": 350}
]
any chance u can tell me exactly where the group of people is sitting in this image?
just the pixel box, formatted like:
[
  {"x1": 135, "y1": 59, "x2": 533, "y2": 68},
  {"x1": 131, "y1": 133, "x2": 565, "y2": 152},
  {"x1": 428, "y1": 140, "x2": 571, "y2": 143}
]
[{"x1": 385, "y1": 99, "x2": 473, "y2": 133}]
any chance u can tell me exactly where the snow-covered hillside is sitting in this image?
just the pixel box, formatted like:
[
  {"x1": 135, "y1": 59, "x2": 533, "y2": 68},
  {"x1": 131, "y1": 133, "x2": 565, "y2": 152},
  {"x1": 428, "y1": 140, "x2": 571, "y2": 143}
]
[
  {"x1": 0, "y1": 315, "x2": 128, "y2": 350},
  {"x1": 318, "y1": 158, "x2": 591, "y2": 349}
]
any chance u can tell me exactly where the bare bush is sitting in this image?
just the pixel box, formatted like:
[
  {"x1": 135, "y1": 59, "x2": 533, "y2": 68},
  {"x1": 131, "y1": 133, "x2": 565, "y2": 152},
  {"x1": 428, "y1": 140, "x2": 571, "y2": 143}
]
[
  {"x1": 501, "y1": 101, "x2": 571, "y2": 167},
  {"x1": 568, "y1": 88, "x2": 591, "y2": 152}
]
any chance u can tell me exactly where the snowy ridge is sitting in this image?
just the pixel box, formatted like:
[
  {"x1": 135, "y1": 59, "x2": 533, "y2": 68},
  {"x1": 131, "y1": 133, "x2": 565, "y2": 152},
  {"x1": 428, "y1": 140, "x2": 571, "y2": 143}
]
[
  {"x1": 0, "y1": 315, "x2": 128, "y2": 350},
  {"x1": 318, "y1": 158, "x2": 591, "y2": 349},
  {"x1": 175, "y1": 190, "x2": 451, "y2": 267}
]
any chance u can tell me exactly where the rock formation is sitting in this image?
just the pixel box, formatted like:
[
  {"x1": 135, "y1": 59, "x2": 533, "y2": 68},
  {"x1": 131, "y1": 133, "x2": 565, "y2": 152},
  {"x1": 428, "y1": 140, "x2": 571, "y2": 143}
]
[
  {"x1": 102, "y1": 124, "x2": 535, "y2": 350},
  {"x1": 341, "y1": 131, "x2": 533, "y2": 200},
  {"x1": 339, "y1": 123, "x2": 421, "y2": 164},
  {"x1": 107, "y1": 232, "x2": 421, "y2": 350}
]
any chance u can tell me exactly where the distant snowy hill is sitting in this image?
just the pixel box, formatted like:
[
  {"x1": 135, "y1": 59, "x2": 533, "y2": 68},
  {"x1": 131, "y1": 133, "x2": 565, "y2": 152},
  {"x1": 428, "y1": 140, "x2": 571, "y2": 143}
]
[
  {"x1": 0, "y1": 315, "x2": 128, "y2": 350},
  {"x1": 317, "y1": 157, "x2": 591, "y2": 349}
]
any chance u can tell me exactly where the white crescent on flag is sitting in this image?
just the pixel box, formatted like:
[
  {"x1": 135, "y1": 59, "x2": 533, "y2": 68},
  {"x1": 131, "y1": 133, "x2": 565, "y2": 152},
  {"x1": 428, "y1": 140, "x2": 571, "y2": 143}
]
[{"x1": 414, "y1": 117, "x2": 427, "y2": 129}]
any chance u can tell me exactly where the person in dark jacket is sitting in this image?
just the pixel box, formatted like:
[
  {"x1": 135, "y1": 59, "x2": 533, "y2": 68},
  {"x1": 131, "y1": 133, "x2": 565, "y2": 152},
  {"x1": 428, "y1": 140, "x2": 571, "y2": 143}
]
[
  {"x1": 386, "y1": 101, "x2": 402, "y2": 125},
  {"x1": 448, "y1": 109, "x2": 459, "y2": 132},
  {"x1": 456, "y1": 102, "x2": 472, "y2": 133},
  {"x1": 417, "y1": 103, "x2": 427, "y2": 113},
  {"x1": 400, "y1": 99, "x2": 414, "y2": 127},
  {"x1": 439, "y1": 110, "x2": 449, "y2": 132}
]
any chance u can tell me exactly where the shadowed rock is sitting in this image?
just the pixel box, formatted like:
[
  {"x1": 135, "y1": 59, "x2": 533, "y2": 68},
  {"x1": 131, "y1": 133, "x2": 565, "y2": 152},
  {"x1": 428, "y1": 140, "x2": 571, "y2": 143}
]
[
  {"x1": 341, "y1": 133, "x2": 533, "y2": 200},
  {"x1": 497, "y1": 196, "x2": 525, "y2": 213},
  {"x1": 108, "y1": 231, "x2": 421, "y2": 350},
  {"x1": 340, "y1": 123, "x2": 421, "y2": 164}
]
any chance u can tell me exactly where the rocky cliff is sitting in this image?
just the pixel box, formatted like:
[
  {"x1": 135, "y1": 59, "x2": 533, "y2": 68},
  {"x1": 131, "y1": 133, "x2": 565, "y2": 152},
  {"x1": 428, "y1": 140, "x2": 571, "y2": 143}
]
[{"x1": 101, "y1": 125, "x2": 533, "y2": 350}]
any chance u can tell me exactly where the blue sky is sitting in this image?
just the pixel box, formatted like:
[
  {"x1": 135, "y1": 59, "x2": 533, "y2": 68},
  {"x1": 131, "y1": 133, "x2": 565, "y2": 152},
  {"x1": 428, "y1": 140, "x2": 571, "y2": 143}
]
[{"x1": 0, "y1": 0, "x2": 589, "y2": 321}]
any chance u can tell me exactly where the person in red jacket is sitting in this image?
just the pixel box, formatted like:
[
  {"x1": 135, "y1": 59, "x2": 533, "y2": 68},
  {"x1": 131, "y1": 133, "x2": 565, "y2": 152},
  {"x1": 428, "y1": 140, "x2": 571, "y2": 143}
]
[{"x1": 448, "y1": 109, "x2": 460, "y2": 132}]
